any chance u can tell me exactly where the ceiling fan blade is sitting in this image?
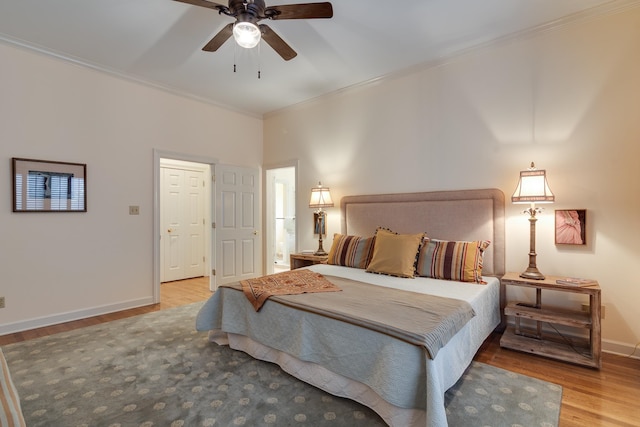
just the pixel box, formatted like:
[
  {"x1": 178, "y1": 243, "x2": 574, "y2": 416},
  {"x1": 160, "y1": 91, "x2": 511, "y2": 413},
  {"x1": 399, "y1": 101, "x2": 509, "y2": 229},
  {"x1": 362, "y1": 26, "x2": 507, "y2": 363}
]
[
  {"x1": 202, "y1": 23, "x2": 234, "y2": 51},
  {"x1": 260, "y1": 24, "x2": 297, "y2": 61},
  {"x1": 173, "y1": 0, "x2": 227, "y2": 12},
  {"x1": 266, "y1": 2, "x2": 333, "y2": 20}
]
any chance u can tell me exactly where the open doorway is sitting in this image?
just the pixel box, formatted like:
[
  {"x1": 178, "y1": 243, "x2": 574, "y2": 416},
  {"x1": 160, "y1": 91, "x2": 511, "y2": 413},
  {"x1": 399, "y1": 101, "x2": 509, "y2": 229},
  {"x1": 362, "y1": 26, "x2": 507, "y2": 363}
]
[
  {"x1": 153, "y1": 150, "x2": 218, "y2": 303},
  {"x1": 159, "y1": 158, "x2": 210, "y2": 283},
  {"x1": 265, "y1": 165, "x2": 296, "y2": 275}
]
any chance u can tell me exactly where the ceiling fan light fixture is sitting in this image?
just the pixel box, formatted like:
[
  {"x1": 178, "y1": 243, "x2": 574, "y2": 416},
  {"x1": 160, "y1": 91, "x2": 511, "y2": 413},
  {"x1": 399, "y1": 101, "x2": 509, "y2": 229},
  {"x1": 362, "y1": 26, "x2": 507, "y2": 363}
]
[{"x1": 233, "y1": 22, "x2": 261, "y2": 49}]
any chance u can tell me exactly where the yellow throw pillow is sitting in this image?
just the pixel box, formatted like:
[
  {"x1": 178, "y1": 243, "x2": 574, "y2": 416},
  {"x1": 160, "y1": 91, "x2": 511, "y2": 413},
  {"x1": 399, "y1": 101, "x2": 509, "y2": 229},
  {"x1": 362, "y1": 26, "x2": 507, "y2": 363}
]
[{"x1": 366, "y1": 229, "x2": 425, "y2": 278}]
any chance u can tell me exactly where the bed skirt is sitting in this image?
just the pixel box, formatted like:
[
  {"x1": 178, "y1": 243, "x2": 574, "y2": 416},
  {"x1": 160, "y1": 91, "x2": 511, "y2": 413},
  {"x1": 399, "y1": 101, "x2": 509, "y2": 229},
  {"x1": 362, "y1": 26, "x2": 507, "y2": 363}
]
[{"x1": 210, "y1": 330, "x2": 426, "y2": 427}]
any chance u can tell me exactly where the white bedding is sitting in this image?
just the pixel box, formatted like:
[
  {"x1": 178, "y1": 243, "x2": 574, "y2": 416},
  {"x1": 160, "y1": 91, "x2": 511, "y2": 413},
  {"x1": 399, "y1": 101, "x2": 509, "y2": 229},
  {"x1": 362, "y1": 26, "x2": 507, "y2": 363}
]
[{"x1": 200, "y1": 264, "x2": 500, "y2": 427}]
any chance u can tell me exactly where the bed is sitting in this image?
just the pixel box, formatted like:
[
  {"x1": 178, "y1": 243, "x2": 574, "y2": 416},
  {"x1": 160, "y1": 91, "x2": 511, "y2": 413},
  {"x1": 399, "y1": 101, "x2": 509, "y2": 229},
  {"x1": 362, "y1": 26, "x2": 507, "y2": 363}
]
[{"x1": 196, "y1": 188, "x2": 505, "y2": 427}]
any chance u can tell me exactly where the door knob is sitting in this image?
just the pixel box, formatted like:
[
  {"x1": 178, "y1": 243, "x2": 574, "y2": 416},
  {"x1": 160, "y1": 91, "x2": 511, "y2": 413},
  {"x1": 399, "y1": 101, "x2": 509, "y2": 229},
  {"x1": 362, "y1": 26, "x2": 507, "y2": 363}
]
[{"x1": 253, "y1": 230, "x2": 258, "y2": 235}]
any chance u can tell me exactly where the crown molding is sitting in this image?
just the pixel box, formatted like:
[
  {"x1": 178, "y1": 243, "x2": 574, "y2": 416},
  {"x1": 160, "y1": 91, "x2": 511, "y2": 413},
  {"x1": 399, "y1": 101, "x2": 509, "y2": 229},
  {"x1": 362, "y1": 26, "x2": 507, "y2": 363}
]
[
  {"x1": 265, "y1": 0, "x2": 640, "y2": 118},
  {"x1": 0, "y1": 33, "x2": 261, "y2": 119}
]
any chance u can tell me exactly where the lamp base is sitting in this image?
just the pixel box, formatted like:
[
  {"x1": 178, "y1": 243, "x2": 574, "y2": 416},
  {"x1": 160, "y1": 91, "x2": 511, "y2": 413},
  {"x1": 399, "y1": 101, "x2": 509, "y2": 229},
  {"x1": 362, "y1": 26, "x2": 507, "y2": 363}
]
[
  {"x1": 520, "y1": 268, "x2": 545, "y2": 280},
  {"x1": 313, "y1": 210, "x2": 328, "y2": 256},
  {"x1": 520, "y1": 208, "x2": 545, "y2": 280},
  {"x1": 314, "y1": 238, "x2": 327, "y2": 256}
]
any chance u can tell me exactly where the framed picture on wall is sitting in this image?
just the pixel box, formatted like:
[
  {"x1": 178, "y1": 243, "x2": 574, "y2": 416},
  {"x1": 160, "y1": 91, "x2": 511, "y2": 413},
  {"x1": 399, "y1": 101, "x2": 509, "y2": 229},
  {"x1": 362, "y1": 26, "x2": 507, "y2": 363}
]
[
  {"x1": 12, "y1": 157, "x2": 87, "y2": 212},
  {"x1": 555, "y1": 209, "x2": 586, "y2": 245}
]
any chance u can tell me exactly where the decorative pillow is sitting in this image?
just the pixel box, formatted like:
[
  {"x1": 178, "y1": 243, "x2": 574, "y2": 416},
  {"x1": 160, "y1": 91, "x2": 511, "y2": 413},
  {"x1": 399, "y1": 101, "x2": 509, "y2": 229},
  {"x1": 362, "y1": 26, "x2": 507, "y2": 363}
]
[
  {"x1": 365, "y1": 228, "x2": 425, "y2": 278},
  {"x1": 327, "y1": 233, "x2": 375, "y2": 269},
  {"x1": 416, "y1": 239, "x2": 491, "y2": 283},
  {"x1": 0, "y1": 348, "x2": 27, "y2": 427}
]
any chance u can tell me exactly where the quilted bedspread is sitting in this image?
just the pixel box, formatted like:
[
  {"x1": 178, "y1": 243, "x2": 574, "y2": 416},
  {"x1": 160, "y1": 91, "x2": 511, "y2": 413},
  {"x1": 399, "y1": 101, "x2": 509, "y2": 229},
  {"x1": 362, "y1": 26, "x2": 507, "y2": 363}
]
[{"x1": 227, "y1": 274, "x2": 474, "y2": 359}]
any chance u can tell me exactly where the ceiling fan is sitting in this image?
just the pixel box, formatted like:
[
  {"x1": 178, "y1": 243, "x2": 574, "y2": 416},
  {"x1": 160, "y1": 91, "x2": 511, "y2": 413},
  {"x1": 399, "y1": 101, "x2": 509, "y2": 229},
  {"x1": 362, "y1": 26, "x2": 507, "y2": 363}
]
[{"x1": 174, "y1": 0, "x2": 333, "y2": 61}]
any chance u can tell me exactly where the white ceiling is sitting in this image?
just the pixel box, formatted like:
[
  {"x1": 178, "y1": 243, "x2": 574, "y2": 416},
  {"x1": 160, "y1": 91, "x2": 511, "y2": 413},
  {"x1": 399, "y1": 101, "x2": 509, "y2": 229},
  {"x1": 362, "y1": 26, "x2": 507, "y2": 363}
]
[{"x1": 0, "y1": 0, "x2": 633, "y2": 117}]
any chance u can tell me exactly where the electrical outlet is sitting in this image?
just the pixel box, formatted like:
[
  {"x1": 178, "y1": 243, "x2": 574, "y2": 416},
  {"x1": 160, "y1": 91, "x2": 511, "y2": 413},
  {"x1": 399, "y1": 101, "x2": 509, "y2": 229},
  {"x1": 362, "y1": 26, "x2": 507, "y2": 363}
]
[
  {"x1": 582, "y1": 303, "x2": 605, "y2": 319},
  {"x1": 0, "y1": 296, "x2": 5, "y2": 309},
  {"x1": 129, "y1": 205, "x2": 140, "y2": 215}
]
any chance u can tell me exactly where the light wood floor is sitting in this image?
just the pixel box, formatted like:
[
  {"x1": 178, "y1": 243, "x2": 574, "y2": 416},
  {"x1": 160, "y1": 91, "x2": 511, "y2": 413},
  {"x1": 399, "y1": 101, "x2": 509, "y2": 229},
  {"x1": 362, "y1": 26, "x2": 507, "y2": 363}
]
[
  {"x1": 0, "y1": 277, "x2": 212, "y2": 345},
  {"x1": 1, "y1": 276, "x2": 639, "y2": 426}
]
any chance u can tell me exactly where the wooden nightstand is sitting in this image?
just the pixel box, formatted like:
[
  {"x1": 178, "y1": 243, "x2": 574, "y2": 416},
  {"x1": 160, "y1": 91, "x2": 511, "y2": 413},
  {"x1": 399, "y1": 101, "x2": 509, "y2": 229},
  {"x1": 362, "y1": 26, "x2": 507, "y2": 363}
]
[
  {"x1": 289, "y1": 253, "x2": 328, "y2": 270},
  {"x1": 500, "y1": 271, "x2": 601, "y2": 369}
]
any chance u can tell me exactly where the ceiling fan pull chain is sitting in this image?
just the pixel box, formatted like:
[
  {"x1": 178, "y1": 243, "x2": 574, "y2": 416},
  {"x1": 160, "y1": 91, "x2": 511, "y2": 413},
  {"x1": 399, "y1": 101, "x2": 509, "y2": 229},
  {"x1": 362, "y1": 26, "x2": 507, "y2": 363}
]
[
  {"x1": 234, "y1": 43, "x2": 237, "y2": 73},
  {"x1": 258, "y1": 42, "x2": 261, "y2": 79}
]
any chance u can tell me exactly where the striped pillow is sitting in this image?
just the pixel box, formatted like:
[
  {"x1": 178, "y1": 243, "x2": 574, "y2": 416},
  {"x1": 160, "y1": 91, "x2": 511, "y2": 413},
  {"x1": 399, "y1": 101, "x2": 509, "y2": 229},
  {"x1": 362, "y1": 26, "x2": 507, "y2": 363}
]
[
  {"x1": 416, "y1": 239, "x2": 490, "y2": 283},
  {"x1": 0, "y1": 348, "x2": 26, "y2": 427},
  {"x1": 327, "y1": 234, "x2": 375, "y2": 269}
]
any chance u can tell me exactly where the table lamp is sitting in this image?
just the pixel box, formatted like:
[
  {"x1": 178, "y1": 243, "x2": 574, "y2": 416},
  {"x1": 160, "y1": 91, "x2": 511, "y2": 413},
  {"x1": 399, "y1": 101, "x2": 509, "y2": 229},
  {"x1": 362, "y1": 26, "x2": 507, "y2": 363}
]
[
  {"x1": 308, "y1": 182, "x2": 334, "y2": 256},
  {"x1": 512, "y1": 162, "x2": 554, "y2": 280}
]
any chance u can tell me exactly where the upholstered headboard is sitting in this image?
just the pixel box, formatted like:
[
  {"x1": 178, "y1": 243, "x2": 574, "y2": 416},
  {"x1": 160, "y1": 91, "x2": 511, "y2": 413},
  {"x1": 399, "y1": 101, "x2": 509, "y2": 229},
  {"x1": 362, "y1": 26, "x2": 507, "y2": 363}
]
[{"x1": 340, "y1": 188, "x2": 505, "y2": 277}]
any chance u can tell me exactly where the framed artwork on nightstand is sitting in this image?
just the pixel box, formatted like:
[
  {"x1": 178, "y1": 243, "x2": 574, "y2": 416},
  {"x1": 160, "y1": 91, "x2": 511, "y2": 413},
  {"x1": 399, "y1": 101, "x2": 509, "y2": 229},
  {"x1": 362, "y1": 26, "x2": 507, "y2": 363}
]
[
  {"x1": 555, "y1": 209, "x2": 586, "y2": 245},
  {"x1": 313, "y1": 212, "x2": 326, "y2": 235}
]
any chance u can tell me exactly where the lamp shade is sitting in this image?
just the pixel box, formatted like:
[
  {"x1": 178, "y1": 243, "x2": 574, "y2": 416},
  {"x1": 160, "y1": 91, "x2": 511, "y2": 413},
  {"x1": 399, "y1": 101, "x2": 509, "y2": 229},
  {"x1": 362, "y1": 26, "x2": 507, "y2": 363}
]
[
  {"x1": 233, "y1": 22, "x2": 261, "y2": 49},
  {"x1": 309, "y1": 182, "x2": 334, "y2": 209},
  {"x1": 512, "y1": 163, "x2": 554, "y2": 204}
]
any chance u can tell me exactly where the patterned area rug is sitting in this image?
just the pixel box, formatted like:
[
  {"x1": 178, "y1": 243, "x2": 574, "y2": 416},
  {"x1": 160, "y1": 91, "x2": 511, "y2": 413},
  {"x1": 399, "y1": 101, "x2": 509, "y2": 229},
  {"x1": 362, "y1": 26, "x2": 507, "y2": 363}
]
[{"x1": 2, "y1": 302, "x2": 562, "y2": 427}]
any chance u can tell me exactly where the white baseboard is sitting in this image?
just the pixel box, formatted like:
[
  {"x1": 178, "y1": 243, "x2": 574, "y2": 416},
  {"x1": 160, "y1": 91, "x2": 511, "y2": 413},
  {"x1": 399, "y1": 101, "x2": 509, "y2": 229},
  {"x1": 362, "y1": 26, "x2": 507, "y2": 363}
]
[
  {"x1": 0, "y1": 297, "x2": 155, "y2": 336},
  {"x1": 603, "y1": 339, "x2": 640, "y2": 360}
]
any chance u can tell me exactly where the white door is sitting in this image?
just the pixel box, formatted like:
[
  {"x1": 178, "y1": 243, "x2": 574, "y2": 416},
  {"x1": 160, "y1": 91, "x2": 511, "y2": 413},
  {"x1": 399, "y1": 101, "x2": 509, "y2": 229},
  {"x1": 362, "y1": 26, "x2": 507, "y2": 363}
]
[
  {"x1": 215, "y1": 164, "x2": 260, "y2": 286},
  {"x1": 161, "y1": 167, "x2": 205, "y2": 282}
]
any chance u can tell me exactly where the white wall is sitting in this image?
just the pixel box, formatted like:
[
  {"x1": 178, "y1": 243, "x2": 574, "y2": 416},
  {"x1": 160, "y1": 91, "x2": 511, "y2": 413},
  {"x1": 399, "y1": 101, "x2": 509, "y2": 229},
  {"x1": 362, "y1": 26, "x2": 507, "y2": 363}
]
[
  {"x1": 0, "y1": 42, "x2": 262, "y2": 333},
  {"x1": 264, "y1": 8, "x2": 640, "y2": 353}
]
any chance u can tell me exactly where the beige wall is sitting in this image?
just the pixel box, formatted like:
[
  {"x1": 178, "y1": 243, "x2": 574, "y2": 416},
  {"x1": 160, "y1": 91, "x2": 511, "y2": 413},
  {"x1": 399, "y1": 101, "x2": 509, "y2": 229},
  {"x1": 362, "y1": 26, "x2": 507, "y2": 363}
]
[
  {"x1": 0, "y1": 42, "x2": 262, "y2": 333},
  {"x1": 264, "y1": 8, "x2": 640, "y2": 353}
]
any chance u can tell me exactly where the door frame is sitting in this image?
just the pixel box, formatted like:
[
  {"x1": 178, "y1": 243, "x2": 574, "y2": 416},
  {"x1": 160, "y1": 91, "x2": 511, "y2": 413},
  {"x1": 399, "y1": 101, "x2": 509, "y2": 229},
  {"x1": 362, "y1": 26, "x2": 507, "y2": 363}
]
[
  {"x1": 263, "y1": 159, "x2": 298, "y2": 275},
  {"x1": 153, "y1": 149, "x2": 218, "y2": 303}
]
